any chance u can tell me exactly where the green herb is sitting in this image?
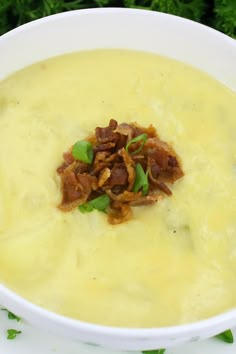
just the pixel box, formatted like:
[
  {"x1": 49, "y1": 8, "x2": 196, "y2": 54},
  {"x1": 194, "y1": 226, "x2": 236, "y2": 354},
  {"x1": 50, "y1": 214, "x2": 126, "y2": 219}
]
[
  {"x1": 142, "y1": 349, "x2": 166, "y2": 354},
  {"x1": 72, "y1": 140, "x2": 94, "y2": 164},
  {"x1": 7, "y1": 329, "x2": 21, "y2": 340},
  {"x1": 78, "y1": 203, "x2": 94, "y2": 213},
  {"x1": 0, "y1": 1, "x2": 235, "y2": 39},
  {"x1": 89, "y1": 194, "x2": 110, "y2": 211},
  {"x1": 1, "y1": 309, "x2": 21, "y2": 322},
  {"x1": 79, "y1": 194, "x2": 110, "y2": 213},
  {"x1": 126, "y1": 133, "x2": 147, "y2": 155},
  {"x1": 132, "y1": 163, "x2": 149, "y2": 195},
  {"x1": 215, "y1": 329, "x2": 234, "y2": 344}
]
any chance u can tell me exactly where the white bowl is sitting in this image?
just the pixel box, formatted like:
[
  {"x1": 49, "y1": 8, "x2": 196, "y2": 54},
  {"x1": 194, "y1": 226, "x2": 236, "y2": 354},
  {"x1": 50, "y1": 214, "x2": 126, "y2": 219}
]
[{"x1": 0, "y1": 8, "x2": 236, "y2": 351}]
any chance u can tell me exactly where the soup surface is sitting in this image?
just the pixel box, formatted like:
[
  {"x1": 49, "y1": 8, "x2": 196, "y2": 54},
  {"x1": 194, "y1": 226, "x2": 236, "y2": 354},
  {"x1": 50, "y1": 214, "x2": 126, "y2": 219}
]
[{"x1": 0, "y1": 50, "x2": 236, "y2": 327}]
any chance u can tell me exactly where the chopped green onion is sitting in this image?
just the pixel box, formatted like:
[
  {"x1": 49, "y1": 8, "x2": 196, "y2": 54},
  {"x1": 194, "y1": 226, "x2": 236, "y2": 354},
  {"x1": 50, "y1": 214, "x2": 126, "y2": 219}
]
[
  {"x1": 7, "y1": 329, "x2": 21, "y2": 340},
  {"x1": 72, "y1": 140, "x2": 93, "y2": 164},
  {"x1": 79, "y1": 194, "x2": 110, "y2": 214},
  {"x1": 78, "y1": 203, "x2": 94, "y2": 213},
  {"x1": 1, "y1": 309, "x2": 21, "y2": 322},
  {"x1": 215, "y1": 329, "x2": 234, "y2": 344},
  {"x1": 89, "y1": 194, "x2": 110, "y2": 211},
  {"x1": 132, "y1": 163, "x2": 149, "y2": 195},
  {"x1": 142, "y1": 349, "x2": 165, "y2": 354},
  {"x1": 126, "y1": 133, "x2": 147, "y2": 155}
]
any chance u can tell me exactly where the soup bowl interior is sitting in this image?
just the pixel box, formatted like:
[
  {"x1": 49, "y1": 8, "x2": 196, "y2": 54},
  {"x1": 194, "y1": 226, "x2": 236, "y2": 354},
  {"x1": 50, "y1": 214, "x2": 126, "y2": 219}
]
[{"x1": 0, "y1": 8, "x2": 236, "y2": 351}]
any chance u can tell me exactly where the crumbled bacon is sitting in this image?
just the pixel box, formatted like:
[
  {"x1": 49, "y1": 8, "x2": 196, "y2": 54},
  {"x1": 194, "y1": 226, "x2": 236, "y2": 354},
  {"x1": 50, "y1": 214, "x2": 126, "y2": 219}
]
[
  {"x1": 63, "y1": 151, "x2": 75, "y2": 165},
  {"x1": 95, "y1": 119, "x2": 119, "y2": 143},
  {"x1": 57, "y1": 119, "x2": 184, "y2": 224},
  {"x1": 106, "y1": 189, "x2": 142, "y2": 202},
  {"x1": 108, "y1": 203, "x2": 132, "y2": 225},
  {"x1": 98, "y1": 167, "x2": 111, "y2": 187},
  {"x1": 118, "y1": 148, "x2": 135, "y2": 191},
  {"x1": 94, "y1": 142, "x2": 116, "y2": 153},
  {"x1": 59, "y1": 170, "x2": 92, "y2": 211},
  {"x1": 108, "y1": 163, "x2": 128, "y2": 187},
  {"x1": 129, "y1": 194, "x2": 162, "y2": 206},
  {"x1": 114, "y1": 123, "x2": 133, "y2": 141}
]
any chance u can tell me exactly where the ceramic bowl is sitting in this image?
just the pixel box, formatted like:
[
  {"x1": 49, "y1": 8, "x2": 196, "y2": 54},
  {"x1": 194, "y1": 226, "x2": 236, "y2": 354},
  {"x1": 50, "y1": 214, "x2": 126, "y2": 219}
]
[{"x1": 0, "y1": 8, "x2": 236, "y2": 351}]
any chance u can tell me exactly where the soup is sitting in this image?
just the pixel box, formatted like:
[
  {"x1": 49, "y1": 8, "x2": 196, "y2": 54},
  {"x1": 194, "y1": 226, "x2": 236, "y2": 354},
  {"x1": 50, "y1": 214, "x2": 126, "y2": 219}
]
[{"x1": 0, "y1": 50, "x2": 236, "y2": 327}]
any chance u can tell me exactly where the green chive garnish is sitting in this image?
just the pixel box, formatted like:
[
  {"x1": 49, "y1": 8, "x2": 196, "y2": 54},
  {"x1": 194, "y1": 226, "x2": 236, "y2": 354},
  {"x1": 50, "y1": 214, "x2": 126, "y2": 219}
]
[
  {"x1": 78, "y1": 203, "x2": 94, "y2": 213},
  {"x1": 72, "y1": 140, "x2": 94, "y2": 164},
  {"x1": 1, "y1": 309, "x2": 21, "y2": 322},
  {"x1": 142, "y1": 349, "x2": 166, "y2": 354},
  {"x1": 89, "y1": 194, "x2": 110, "y2": 211},
  {"x1": 132, "y1": 163, "x2": 149, "y2": 195},
  {"x1": 79, "y1": 194, "x2": 110, "y2": 214},
  {"x1": 215, "y1": 329, "x2": 234, "y2": 343},
  {"x1": 126, "y1": 133, "x2": 147, "y2": 155},
  {"x1": 7, "y1": 329, "x2": 21, "y2": 340}
]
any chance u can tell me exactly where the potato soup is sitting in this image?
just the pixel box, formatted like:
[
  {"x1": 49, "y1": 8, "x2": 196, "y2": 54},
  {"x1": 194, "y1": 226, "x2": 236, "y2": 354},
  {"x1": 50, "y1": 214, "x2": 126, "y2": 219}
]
[{"x1": 0, "y1": 50, "x2": 236, "y2": 327}]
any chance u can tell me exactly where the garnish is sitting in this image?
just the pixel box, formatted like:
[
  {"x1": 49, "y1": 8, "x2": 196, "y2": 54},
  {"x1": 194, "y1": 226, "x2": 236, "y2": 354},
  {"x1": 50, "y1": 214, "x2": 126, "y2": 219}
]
[
  {"x1": 78, "y1": 203, "x2": 94, "y2": 213},
  {"x1": 7, "y1": 329, "x2": 21, "y2": 340},
  {"x1": 57, "y1": 119, "x2": 184, "y2": 224},
  {"x1": 72, "y1": 140, "x2": 94, "y2": 164},
  {"x1": 215, "y1": 329, "x2": 234, "y2": 343},
  {"x1": 126, "y1": 133, "x2": 147, "y2": 155},
  {"x1": 79, "y1": 194, "x2": 110, "y2": 213},
  {"x1": 1, "y1": 309, "x2": 21, "y2": 322},
  {"x1": 142, "y1": 349, "x2": 165, "y2": 354},
  {"x1": 132, "y1": 163, "x2": 149, "y2": 195}
]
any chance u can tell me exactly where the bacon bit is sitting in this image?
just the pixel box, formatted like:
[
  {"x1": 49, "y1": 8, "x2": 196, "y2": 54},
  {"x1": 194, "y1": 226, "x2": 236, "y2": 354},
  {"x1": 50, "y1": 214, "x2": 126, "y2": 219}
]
[
  {"x1": 63, "y1": 151, "x2": 74, "y2": 165},
  {"x1": 108, "y1": 203, "x2": 132, "y2": 225},
  {"x1": 148, "y1": 157, "x2": 161, "y2": 179},
  {"x1": 155, "y1": 182, "x2": 172, "y2": 196},
  {"x1": 92, "y1": 151, "x2": 115, "y2": 175},
  {"x1": 129, "y1": 194, "x2": 162, "y2": 206},
  {"x1": 147, "y1": 157, "x2": 172, "y2": 195},
  {"x1": 59, "y1": 171, "x2": 92, "y2": 211},
  {"x1": 108, "y1": 163, "x2": 128, "y2": 187},
  {"x1": 57, "y1": 162, "x2": 68, "y2": 174},
  {"x1": 74, "y1": 161, "x2": 89, "y2": 175},
  {"x1": 93, "y1": 151, "x2": 117, "y2": 167},
  {"x1": 57, "y1": 151, "x2": 75, "y2": 174},
  {"x1": 133, "y1": 123, "x2": 157, "y2": 139},
  {"x1": 168, "y1": 155, "x2": 178, "y2": 167},
  {"x1": 57, "y1": 119, "x2": 184, "y2": 223},
  {"x1": 98, "y1": 168, "x2": 111, "y2": 187},
  {"x1": 118, "y1": 148, "x2": 135, "y2": 191},
  {"x1": 94, "y1": 142, "x2": 116, "y2": 152},
  {"x1": 106, "y1": 189, "x2": 142, "y2": 202},
  {"x1": 114, "y1": 123, "x2": 133, "y2": 141},
  {"x1": 145, "y1": 138, "x2": 184, "y2": 184},
  {"x1": 95, "y1": 119, "x2": 119, "y2": 143}
]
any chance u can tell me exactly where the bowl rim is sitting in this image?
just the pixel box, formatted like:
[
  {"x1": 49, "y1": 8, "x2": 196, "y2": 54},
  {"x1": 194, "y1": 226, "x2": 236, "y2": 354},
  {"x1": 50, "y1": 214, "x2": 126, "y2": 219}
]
[
  {"x1": 2, "y1": 282, "x2": 236, "y2": 338},
  {"x1": 0, "y1": 7, "x2": 236, "y2": 340},
  {"x1": 1, "y1": 7, "x2": 236, "y2": 46}
]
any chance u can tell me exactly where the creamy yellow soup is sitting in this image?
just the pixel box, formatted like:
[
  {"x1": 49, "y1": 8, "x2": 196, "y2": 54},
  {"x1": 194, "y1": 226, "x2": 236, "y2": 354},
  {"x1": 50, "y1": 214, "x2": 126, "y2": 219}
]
[{"x1": 0, "y1": 50, "x2": 236, "y2": 328}]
